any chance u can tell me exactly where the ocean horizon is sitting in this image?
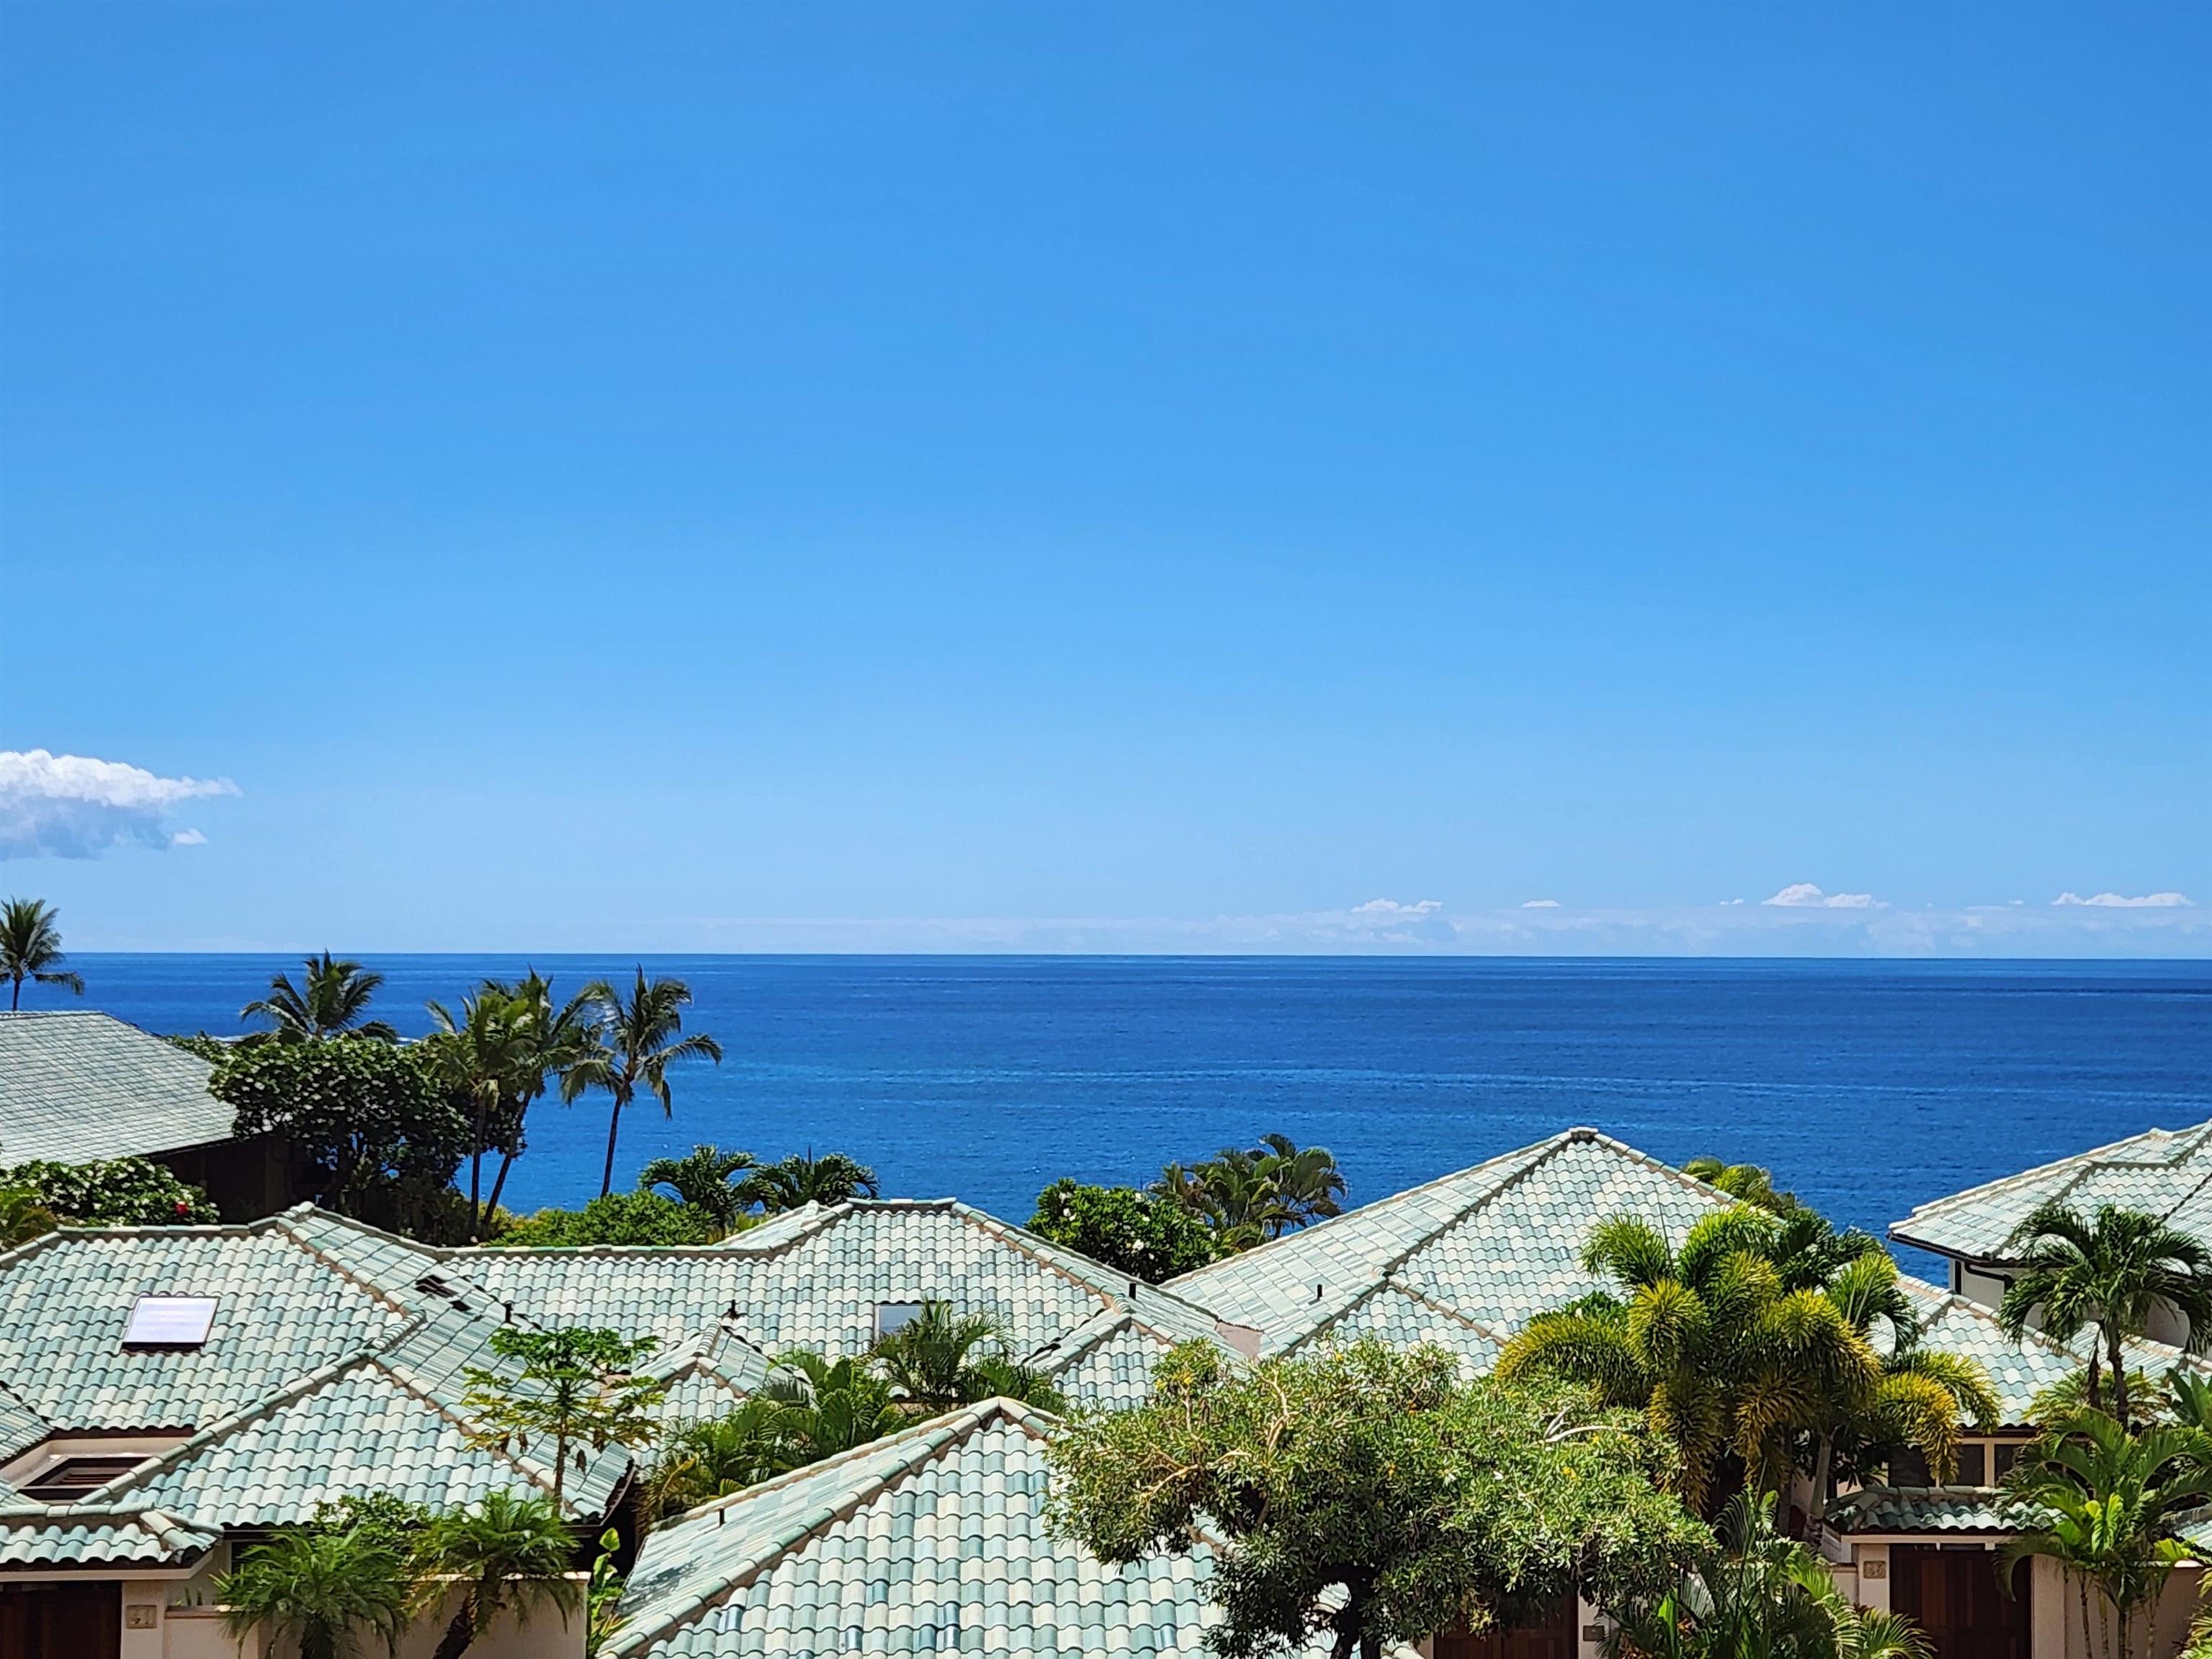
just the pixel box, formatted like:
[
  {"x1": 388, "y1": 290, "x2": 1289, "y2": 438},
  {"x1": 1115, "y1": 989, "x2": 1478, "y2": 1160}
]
[{"x1": 44, "y1": 953, "x2": 2212, "y2": 1278}]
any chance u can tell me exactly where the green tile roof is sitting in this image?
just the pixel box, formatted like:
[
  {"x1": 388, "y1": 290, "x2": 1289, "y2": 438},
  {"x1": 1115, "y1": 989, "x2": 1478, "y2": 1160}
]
[
  {"x1": 1827, "y1": 1486, "x2": 2036, "y2": 1536},
  {"x1": 0, "y1": 1221, "x2": 413, "y2": 1431},
  {"x1": 1892, "y1": 1120, "x2": 2212, "y2": 1264},
  {"x1": 1170, "y1": 1129, "x2": 1737, "y2": 1358},
  {"x1": 609, "y1": 1400, "x2": 1369, "y2": 1659},
  {"x1": 0, "y1": 1011, "x2": 235, "y2": 1164},
  {"x1": 0, "y1": 1506, "x2": 217, "y2": 1568}
]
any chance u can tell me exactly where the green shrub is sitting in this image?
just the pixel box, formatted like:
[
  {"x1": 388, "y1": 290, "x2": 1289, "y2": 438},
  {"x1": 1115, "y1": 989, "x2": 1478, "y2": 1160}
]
[
  {"x1": 212, "y1": 1038, "x2": 468, "y2": 1211},
  {"x1": 2, "y1": 1157, "x2": 217, "y2": 1226},
  {"x1": 1029, "y1": 1179, "x2": 1219, "y2": 1283},
  {"x1": 493, "y1": 1190, "x2": 719, "y2": 1248}
]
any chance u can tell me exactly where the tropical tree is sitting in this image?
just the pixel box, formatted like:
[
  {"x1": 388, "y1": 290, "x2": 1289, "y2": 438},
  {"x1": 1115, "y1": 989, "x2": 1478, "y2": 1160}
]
[
  {"x1": 2000, "y1": 1202, "x2": 2212, "y2": 1425},
  {"x1": 1498, "y1": 1208, "x2": 1989, "y2": 1516},
  {"x1": 493, "y1": 1190, "x2": 719, "y2": 1248},
  {"x1": 1049, "y1": 1338, "x2": 1707, "y2": 1659},
  {"x1": 2000, "y1": 1406, "x2": 2212, "y2": 1659},
  {"x1": 1153, "y1": 1135, "x2": 1348, "y2": 1250},
  {"x1": 565, "y1": 970, "x2": 723, "y2": 1198},
  {"x1": 217, "y1": 1523, "x2": 413, "y2": 1659},
  {"x1": 644, "y1": 1398, "x2": 796, "y2": 1519},
  {"x1": 426, "y1": 988, "x2": 536, "y2": 1241},
  {"x1": 0, "y1": 896, "x2": 82, "y2": 1010},
  {"x1": 1028, "y1": 1179, "x2": 1218, "y2": 1283},
  {"x1": 461, "y1": 1326, "x2": 667, "y2": 1508},
  {"x1": 478, "y1": 969, "x2": 600, "y2": 1220},
  {"x1": 242, "y1": 951, "x2": 398, "y2": 1042},
  {"x1": 743, "y1": 1150, "x2": 879, "y2": 1213},
  {"x1": 0, "y1": 1156, "x2": 217, "y2": 1226},
  {"x1": 1683, "y1": 1155, "x2": 1804, "y2": 1217},
  {"x1": 757, "y1": 1351, "x2": 907, "y2": 1462},
  {"x1": 0, "y1": 1186, "x2": 55, "y2": 1246},
  {"x1": 640, "y1": 1143, "x2": 760, "y2": 1233},
  {"x1": 1609, "y1": 1490, "x2": 1930, "y2": 1659},
  {"x1": 870, "y1": 1302, "x2": 1013, "y2": 1411},
  {"x1": 419, "y1": 1491, "x2": 581, "y2": 1659}
]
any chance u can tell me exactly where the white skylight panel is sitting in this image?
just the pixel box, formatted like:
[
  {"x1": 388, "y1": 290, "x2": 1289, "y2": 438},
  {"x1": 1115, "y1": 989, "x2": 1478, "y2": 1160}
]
[{"x1": 123, "y1": 1295, "x2": 219, "y2": 1347}]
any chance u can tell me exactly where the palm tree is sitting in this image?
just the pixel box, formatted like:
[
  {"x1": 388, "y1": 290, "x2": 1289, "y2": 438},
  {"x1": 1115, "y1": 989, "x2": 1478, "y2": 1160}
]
[
  {"x1": 743, "y1": 1151, "x2": 878, "y2": 1214},
  {"x1": 866, "y1": 1303, "x2": 1063, "y2": 1413},
  {"x1": 640, "y1": 1143, "x2": 760, "y2": 1232},
  {"x1": 0, "y1": 1187, "x2": 55, "y2": 1246},
  {"x1": 1252, "y1": 1133, "x2": 1348, "y2": 1235},
  {"x1": 2000, "y1": 1201, "x2": 2212, "y2": 1424},
  {"x1": 1683, "y1": 1154, "x2": 1804, "y2": 1217},
  {"x1": 1151, "y1": 1136, "x2": 1346, "y2": 1249},
  {"x1": 217, "y1": 1525, "x2": 413, "y2": 1659},
  {"x1": 759, "y1": 1351, "x2": 907, "y2": 1461},
  {"x1": 2000, "y1": 1406, "x2": 2212, "y2": 1659},
  {"x1": 241, "y1": 950, "x2": 398, "y2": 1042},
  {"x1": 0, "y1": 897, "x2": 83, "y2": 1010},
  {"x1": 1610, "y1": 1490, "x2": 1931, "y2": 1659},
  {"x1": 426, "y1": 988, "x2": 538, "y2": 1241},
  {"x1": 474, "y1": 971, "x2": 599, "y2": 1224},
  {"x1": 419, "y1": 1491, "x2": 580, "y2": 1659},
  {"x1": 1498, "y1": 1207, "x2": 1977, "y2": 1516},
  {"x1": 564, "y1": 969, "x2": 723, "y2": 1199},
  {"x1": 644, "y1": 1398, "x2": 795, "y2": 1519}
]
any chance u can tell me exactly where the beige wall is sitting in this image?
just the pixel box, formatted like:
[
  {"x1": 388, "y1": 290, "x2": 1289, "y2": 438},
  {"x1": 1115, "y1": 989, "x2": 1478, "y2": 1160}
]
[{"x1": 143, "y1": 1573, "x2": 588, "y2": 1659}]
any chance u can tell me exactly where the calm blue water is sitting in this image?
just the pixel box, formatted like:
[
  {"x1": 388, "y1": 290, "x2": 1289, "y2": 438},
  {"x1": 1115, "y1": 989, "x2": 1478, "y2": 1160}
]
[{"x1": 50, "y1": 956, "x2": 2212, "y2": 1276}]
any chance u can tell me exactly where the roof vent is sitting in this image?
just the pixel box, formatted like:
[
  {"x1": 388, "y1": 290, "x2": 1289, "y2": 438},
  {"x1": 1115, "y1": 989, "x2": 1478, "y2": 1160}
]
[
  {"x1": 1313, "y1": 1282, "x2": 1323, "y2": 1302},
  {"x1": 122, "y1": 1295, "x2": 218, "y2": 1349},
  {"x1": 1567, "y1": 1128, "x2": 1598, "y2": 1143},
  {"x1": 415, "y1": 1274, "x2": 457, "y2": 1300}
]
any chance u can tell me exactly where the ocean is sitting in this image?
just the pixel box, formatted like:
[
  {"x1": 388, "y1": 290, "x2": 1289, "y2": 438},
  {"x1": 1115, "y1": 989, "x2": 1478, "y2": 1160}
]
[{"x1": 50, "y1": 955, "x2": 2212, "y2": 1277}]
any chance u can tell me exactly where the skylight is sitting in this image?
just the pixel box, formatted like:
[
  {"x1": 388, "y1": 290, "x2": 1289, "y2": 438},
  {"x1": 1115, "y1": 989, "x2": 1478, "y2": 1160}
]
[{"x1": 123, "y1": 1295, "x2": 218, "y2": 1348}]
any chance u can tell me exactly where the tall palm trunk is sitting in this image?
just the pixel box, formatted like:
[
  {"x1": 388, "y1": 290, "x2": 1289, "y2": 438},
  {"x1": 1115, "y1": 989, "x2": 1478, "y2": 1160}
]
[
  {"x1": 433, "y1": 1591, "x2": 480, "y2": 1659},
  {"x1": 469, "y1": 1094, "x2": 488, "y2": 1241},
  {"x1": 598, "y1": 1087, "x2": 629, "y2": 1198},
  {"x1": 9, "y1": 977, "x2": 19, "y2": 1010},
  {"x1": 2106, "y1": 1327, "x2": 2131, "y2": 1424}
]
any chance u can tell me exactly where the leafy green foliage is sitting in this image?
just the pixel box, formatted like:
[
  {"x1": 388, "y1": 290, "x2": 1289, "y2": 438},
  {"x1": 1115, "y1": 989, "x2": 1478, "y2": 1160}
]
[
  {"x1": 462, "y1": 1326, "x2": 666, "y2": 1507},
  {"x1": 563, "y1": 968, "x2": 723, "y2": 1198},
  {"x1": 420, "y1": 1491, "x2": 580, "y2": 1659},
  {"x1": 1153, "y1": 1133, "x2": 1346, "y2": 1252},
  {"x1": 1682, "y1": 1155, "x2": 1805, "y2": 1217},
  {"x1": 1030, "y1": 1179, "x2": 1218, "y2": 1282},
  {"x1": 0, "y1": 896, "x2": 84, "y2": 1010},
  {"x1": 0, "y1": 1186, "x2": 55, "y2": 1246},
  {"x1": 214, "y1": 1036, "x2": 469, "y2": 1213},
  {"x1": 585, "y1": 1527, "x2": 627, "y2": 1658},
  {"x1": 871, "y1": 1301, "x2": 1066, "y2": 1413},
  {"x1": 743, "y1": 1150, "x2": 880, "y2": 1213},
  {"x1": 1, "y1": 1156, "x2": 217, "y2": 1226},
  {"x1": 1499, "y1": 1207, "x2": 1995, "y2": 1514},
  {"x1": 217, "y1": 1518, "x2": 414, "y2": 1659},
  {"x1": 495, "y1": 1190, "x2": 721, "y2": 1247},
  {"x1": 167, "y1": 1031, "x2": 233, "y2": 1063},
  {"x1": 2000, "y1": 1406, "x2": 2212, "y2": 1659},
  {"x1": 241, "y1": 951, "x2": 398, "y2": 1043},
  {"x1": 1049, "y1": 1337, "x2": 1706, "y2": 1659},
  {"x1": 640, "y1": 1143, "x2": 760, "y2": 1231},
  {"x1": 2000, "y1": 1201, "x2": 2212, "y2": 1424},
  {"x1": 1610, "y1": 1491, "x2": 1930, "y2": 1659}
]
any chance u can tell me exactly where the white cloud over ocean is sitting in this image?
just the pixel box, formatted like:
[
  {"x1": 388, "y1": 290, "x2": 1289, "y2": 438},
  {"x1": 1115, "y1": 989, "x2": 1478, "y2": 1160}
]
[
  {"x1": 1763, "y1": 882, "x2": 1884, "y2": 909},
  {"x1": 0, "y1": 750, "x2": 238, "y2": 859},
  {"x1": 2052, "y1": 890, "x2": 2193, "y2": 908}
]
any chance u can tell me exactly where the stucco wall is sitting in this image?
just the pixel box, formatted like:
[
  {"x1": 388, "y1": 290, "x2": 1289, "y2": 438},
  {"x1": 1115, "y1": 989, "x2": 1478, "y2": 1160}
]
[{"x1": 156, "y1": 1578, "x2": 588, "y2": 1659}]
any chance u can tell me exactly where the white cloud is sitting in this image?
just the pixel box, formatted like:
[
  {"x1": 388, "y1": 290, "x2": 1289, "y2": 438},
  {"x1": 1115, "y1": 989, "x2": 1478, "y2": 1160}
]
[
  {"x1": 1349, "y1": 898, "x2": 1442, "y2": 917},
  {"x1": 0, "y1": 750, "x2": 238, "y2": 859},
  {"x1": 1763, "y1": 882, "x2": 1885, "y2": 909},
  {"x1": 1521, "y1": 899, "x2": 1561, "y2": 908},
  {"x1": 2052, "y1": 891, "x2": 2194, "y2": 908}
]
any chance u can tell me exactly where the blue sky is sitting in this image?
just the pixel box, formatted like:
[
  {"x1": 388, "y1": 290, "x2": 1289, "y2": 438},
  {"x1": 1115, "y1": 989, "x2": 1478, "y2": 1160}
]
[{"x1": 2, "y1": 5, "x2": 2206, "y2": 955}]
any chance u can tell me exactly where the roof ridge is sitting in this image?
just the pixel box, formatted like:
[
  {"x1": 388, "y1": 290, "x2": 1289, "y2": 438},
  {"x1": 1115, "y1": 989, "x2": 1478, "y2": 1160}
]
[
  {"x1": 68, "y1": 1344, "x2": 393, "y2": 1508},
  {"x1": 1166, "y1": 1130, "x2": 1577, "y2": 1288},
  {"x1": 943, "y1": 1202, "x2": 1227, "y2": 1345},
  {"x1": 272, "y1": 1213, "x2": 426, "y2": 1318},
  {"x1": 1899, "y1": 1123, "x2": 2203, "y2": 1226},
  {"x1": 1279, "y1": 1273, "x2": 1511, "y2": 1358},
  {"x1": 606, "y1": 1403, "x2": 1025, "y2": 1656}
]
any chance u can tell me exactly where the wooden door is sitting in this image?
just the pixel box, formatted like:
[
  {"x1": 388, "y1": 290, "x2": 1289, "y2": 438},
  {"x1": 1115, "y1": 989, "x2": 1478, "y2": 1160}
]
[
  {"x1": 0, "y1": 1581, "x2": 122, "y2": 1659},
  {"x1": 1891, "y1": 1545, "x2": 2031, "y2": 1659},
  {"x1": 1433, "y1": 1595, "x2": 1579, "y2": 1659}
]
